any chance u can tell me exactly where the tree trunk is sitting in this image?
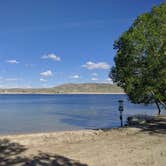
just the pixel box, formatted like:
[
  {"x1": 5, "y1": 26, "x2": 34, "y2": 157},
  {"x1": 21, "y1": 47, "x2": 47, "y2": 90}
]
[{"x1": 155, "y1": 101, "x2": 161, "y2": 115}]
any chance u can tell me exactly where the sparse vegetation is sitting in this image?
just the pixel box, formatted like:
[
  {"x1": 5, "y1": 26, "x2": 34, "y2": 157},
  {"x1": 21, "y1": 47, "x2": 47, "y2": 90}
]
[{"x1": 0, "y1": 83, "x2": 124, "y2": 94}]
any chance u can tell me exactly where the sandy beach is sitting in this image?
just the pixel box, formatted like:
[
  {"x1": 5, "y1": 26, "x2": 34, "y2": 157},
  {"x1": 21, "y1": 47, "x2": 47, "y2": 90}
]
[{"x1": 0, "y1": 116, "x2": 166, "y2": 166}]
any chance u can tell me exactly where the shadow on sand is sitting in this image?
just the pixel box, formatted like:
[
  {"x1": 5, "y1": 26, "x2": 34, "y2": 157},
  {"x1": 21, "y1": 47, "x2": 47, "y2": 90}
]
[
  {"x1": 126, "y1": 115, "x2": 166, "y2": 135},
  {"x1": 93, "y1": 115, "x2": 166, "y2": 135},
  {"x1": 136, "y1": 116, "x2": 166, "y2": 135},
  {"x1": 0, "y1": 139, "x2": 87, "y2": 166}
]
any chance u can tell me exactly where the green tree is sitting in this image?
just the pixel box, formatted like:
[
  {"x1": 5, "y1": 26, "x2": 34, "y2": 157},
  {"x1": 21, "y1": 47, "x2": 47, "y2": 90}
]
[{"x1": 110, "y1": 3, "x2": 166, "y2": 114}]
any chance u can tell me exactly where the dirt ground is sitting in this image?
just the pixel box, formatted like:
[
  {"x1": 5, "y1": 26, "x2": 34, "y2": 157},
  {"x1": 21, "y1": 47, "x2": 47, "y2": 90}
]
[{"x1": 0, "y1": 116, "x2": 166, "y2": 166}]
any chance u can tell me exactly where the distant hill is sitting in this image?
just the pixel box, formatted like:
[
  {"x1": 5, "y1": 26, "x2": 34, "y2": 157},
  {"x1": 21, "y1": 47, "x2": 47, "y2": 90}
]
[
  {"x1": 52, "y1": 83, "x2": 124, "y2": 94},
  {"x1": 0, "y1": 83, "x2": 124, "y2": 94}
]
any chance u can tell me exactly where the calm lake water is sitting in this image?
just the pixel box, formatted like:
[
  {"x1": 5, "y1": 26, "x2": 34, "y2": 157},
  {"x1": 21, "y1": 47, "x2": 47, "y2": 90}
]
[{"x1": 0, "y1": 94, "x2": 163, "y2": 135}]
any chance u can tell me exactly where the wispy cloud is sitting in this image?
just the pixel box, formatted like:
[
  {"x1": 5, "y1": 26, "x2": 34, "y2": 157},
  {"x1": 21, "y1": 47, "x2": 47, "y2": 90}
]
[
  {"x1": 91, "y1": 77, "x2": 98, "y2": 81},
  {"x1": 40, "y1": 78, "x2": 48, "y2": 82},
  {"x1": 105, "y1": 78, "x2": 113, "y2": 84},
  {"x1": 92, "y1": 73, "x2": 98, "y2": 76},
  {"x1": 40, "y1": 70, "x2": 53, "y2": 77},
  {"x1": 41, "y1": 53, "x2": 61, "y2": 61},
  {"x1": 0, "y1": 84, "x2": 32, "y2": 89},
  {"x1": 5, "y1": 78, "x2": 22, "y2": 81},
  {"x1": 0, "y1": 77, "x2": 22, "y2": 82},
  {"x1": 82, "y1": 61, "x2": 110, "y2": 70},
  {"x1": 6, "y1": 60, "x2": 19, "y2": 64},
  {"x1": 70, "y1": 75, "x2": 80, "y2": 79},
  {"x1": 25, "y1": 64, "x2": 35, "y2": 68}
]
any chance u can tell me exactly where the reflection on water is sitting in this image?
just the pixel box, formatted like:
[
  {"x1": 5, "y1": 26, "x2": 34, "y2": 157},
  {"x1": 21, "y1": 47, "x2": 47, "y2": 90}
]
[{"x1": 0, "y1": 94, "x2": 163, "y2": 135}]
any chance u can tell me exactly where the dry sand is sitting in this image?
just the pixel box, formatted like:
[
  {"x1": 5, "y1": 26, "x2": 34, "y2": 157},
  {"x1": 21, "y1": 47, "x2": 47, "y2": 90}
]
[{"x1": 0, "y1": 116, "x2": 166, "y2": 166}]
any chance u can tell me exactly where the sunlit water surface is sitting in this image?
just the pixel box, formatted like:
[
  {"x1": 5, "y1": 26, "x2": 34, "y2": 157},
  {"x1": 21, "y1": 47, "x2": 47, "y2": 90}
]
[{"x1": 0, "y1": 94, "x2": 164, "y2": 135}]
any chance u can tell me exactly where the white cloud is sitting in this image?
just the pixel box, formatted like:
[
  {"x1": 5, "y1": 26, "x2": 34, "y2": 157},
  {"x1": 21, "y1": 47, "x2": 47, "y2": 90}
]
[
  {"x1": 70, "y1": 75, "x2": 80, "y2": 79},
  {"x1": 5, "y1": 78, "x2": 21, "y2": 81},
  {"x1": 82, "y1": 61, "x2": 110, "y2": 70},
  {"x1": 92, "y1": 73, "x2": 98, "y2": 76},
  {"x1": 105, "y1": 78, "x2": 113, "y2": 84},
  {"x1": 25, "y1": 64, "x2": 35, "y2": 67},
  {"x1": 40, "y1": 78, "x2": 48, "y2": 82},
  {"x1": 40, "y1": 70, "x2": 53, "y2": 77},
  {"x1": 6, "y1": 60, "x2": 19, "y2": 64},
  {"x1": 91, "y1": 77, "x2": 98, "y2": 81},
  {"x1": 41, "y1": 53, "x2": 61, "y2": 61},
  {"x1": 0, "y1": 77, "x2": 22, "y2": 83}
]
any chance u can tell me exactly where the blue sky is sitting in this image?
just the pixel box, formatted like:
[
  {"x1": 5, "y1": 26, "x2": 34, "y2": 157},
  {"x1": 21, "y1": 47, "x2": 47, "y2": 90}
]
[{"x1": 0, "y1": 0, "x2": 164, "y2": 88}]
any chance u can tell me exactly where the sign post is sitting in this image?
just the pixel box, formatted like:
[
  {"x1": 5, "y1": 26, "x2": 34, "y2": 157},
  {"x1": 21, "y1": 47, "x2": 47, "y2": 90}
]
[{"x1": 118, "y1": 100, "x2": 124, "y2": 127}]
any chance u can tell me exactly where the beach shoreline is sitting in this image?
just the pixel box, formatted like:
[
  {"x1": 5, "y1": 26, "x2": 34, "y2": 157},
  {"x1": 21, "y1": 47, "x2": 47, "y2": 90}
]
[{"x1": 0, "y1": 116, "x2": 165, "y2": 166}]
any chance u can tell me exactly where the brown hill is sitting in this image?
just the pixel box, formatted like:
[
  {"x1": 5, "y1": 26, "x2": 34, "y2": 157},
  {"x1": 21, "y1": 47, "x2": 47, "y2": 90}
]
[{"x1": 0, "y1": 83, "x2": 124, "y2": 94}]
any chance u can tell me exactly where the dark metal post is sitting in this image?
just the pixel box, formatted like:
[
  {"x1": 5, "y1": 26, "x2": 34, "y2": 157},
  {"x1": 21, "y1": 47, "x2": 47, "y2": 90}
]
[
  {"x1": 118, "y1": 100, "x2": 124, "y2": 127},
  {"x1": 120, "y1": 112, "x2": 123, "y2": 127}
]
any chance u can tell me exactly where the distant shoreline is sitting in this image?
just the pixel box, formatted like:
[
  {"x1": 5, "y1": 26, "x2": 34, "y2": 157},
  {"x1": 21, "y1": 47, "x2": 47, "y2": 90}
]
[{"x1": 0, "y1": 83, "x2": 124, "y2": 94}]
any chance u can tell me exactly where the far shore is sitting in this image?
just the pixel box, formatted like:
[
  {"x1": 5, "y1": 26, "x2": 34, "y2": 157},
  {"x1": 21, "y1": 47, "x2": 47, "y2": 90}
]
[{"x1": 0, "y1": 115, "x2": 165, "y2": 166}]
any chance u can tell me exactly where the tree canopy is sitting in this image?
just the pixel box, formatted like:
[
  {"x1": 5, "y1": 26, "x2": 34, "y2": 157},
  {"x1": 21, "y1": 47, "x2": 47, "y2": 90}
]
[{"x1": 110, "y1": 3, "x2": 166, "y2": 113}]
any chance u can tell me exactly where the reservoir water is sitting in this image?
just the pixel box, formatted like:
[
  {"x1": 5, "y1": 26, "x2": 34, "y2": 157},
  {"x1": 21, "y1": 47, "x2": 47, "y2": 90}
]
[{"x1": 0, "y1": 94, "x2": 163, "y2": 135}]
